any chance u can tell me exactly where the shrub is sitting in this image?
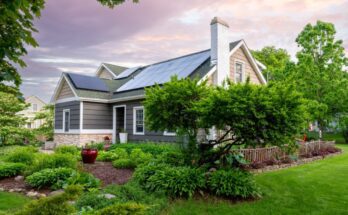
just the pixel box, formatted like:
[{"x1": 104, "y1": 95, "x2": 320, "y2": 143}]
[
  {"x1": 0, "y1": 162, "x2": 25, "y2": 178},
  {"x1": 76, "y1": 191, "x2": 114, "y2": 211},
  {"x1": 26, "y1": 153, "x2": 77, "y2": 175},
  {"x1": 15, "y1": 185, "x2": 82, "y2": 215},
  {"x1": 62, "y1": 171, "x2": 101, "y2": 189},
  {"x1": 135, "y1": 163, "x2": 205, "y2": 197},
  {"x1": 54, "y1": 145, "x2": 79, "y2": 156},
  {"x1": 129, "y1": 149, "x2": 153, "y2": 165},
  {"x1": 97, "y1": 151, "x2": 120, "y2": 162},
  {"x1": 112, "y1": 159, "x2": 136, "y2": 169},
  {"x1": 95, "y1": 202, "x2": 147, "y2": 215},
  {"x1": 25, "y1": 167, "x2": 75, "y2": 189},
  {"x1": 207, "y1": 169, "x2": 259, "y2": 198},
  {"x1": 86, "y1": 142, "x2": 105, "y2": 151},
  {"x1": 5, "y1": 147, "x2": 36, "y2": 165},
  {"x1": 156, "y1": 151, "x2": 186, "y2": 166},
  {"x1": 109, "y1": 143, "x2": 178, "y2": 157}
]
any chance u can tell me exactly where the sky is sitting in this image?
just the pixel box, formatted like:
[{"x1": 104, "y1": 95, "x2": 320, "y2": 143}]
[{"x1": 19, "y1": 0, "x2": 348, "y2": 102}]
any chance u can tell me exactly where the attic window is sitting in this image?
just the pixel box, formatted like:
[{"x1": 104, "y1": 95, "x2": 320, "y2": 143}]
[{"x1": 235, "y1": 61, "x2": 244, "y2": 83}]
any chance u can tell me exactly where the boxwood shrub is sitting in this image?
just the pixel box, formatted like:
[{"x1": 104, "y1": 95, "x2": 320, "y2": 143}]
[
  {"x1": 0, "y1": 162, "x2": 26, "y2": 178},
  {"x1": 207, "y1": 169, "x2": 259, "y2": 199}
]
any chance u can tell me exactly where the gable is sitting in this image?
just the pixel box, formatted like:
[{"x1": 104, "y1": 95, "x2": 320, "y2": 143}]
[
  {"x1": 230, "y1": 47, "x2": 262, "y2": 84},
  {"x1": 57, "y1": 79, "x2": 75, "y2": 100},
  {"x1": 98, "y1": 68, "x2": 114, "y2": 80}
]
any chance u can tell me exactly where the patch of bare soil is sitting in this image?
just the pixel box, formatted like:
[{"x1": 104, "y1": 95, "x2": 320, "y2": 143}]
[
  {"x1": 82, "y1": 161, "x2": 133, "y2": 186},
  {"x1": 0, "y1": 177, "x2": 52, "y2": 195}
]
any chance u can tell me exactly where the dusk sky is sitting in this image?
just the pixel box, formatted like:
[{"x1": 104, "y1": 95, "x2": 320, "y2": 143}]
[{"x1": 19, "y1": 0, "x2": 348, "y2": 102}]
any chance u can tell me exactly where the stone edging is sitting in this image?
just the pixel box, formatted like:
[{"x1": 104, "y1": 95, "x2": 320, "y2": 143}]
[{"x1": 250, "y1": 151, "x2": 342, "y2": 174}]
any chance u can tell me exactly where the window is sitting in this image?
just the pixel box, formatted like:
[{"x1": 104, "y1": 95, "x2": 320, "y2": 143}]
[
  {"x1": 33, "y1": 104, "x2": 37, "y2": 112},
  {"x1": 235, "y1": 61, "x2": 244, "y2": 83},
  {"x1": 63, "y1": 109, "x2": 70, "y2": 132},
  {"x1": 133, "y1": 107, "x2": 144, "y2": 135}
]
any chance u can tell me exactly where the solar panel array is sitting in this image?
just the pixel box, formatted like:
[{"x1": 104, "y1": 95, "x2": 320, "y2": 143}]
[
  {"x1": 68, "y1": 73, "x2": 109, "y2": 92},
  {"x1": 116, "y1": 50, "x2": 210, "y2": 92},
  {"x1": 116, "y1": 66, "x2": 141, "y2": 79}
]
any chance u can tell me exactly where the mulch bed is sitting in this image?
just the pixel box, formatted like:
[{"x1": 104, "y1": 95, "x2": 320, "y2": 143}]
[
  {"x1": 0, "y1": 177, "x2": 52, "y2": 195},
  {"x1": 82, "y1": 161, "x2": 133, "y2": 186}
]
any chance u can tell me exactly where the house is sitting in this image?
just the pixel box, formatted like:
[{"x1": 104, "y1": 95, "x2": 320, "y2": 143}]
[
  {"x1": 50, "y1": 17, "x2": 266, "y2": 146},
  {"x1": 18, "y1": 95, "x2": 46, "y2": 129}
]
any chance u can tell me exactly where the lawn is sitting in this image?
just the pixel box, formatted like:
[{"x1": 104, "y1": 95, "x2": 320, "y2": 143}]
[
  {"x1": 164, "y1": 144, "x2": 348, "y2": 215},
  {"x1": 0, "y1": 192, "x2": 30, "y2": 214}
]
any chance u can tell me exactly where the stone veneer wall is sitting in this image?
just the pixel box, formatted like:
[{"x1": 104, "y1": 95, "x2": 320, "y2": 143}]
[{"x1": 54, "y1": 133, "x2": 112, "y2": 147}]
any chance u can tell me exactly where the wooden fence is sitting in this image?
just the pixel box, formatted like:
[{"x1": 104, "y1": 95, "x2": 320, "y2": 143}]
[{"x1": 230, "y1": 140, "x2": 335, "y2": 163}]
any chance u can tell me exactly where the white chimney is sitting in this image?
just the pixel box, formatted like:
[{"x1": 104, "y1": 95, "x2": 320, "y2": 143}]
[{"x1": 210, "y1": 17, "x2": 230, "y2": 85}]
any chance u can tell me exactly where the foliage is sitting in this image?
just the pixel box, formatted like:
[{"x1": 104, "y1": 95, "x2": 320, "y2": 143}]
[
  {"x1": 134, "y1": 163, "x2": 170, "y2": 187},
  {"x1": 0, "y1": 0, "x2": 45, "y2": 93},
  {"x1": 85, "y1": 142, "x2": 105, "y2": 150},
  {"x1": 61, "y1": 171, "x2": 101, "y2": 190},
  {"x1": 95, "y1": 202, "x2": 146, "y2": 215},
  {"x1": 97, "y1": 0, "x2": 139, "y2": 8},
  {"x1": 252, "y1": 46, "x2": 292, "y2": 82},
  {"x1": 76, "y1": 191, "x2": 114, "y2": 211},
  {"x1": 34, "y1": 104, "x2": 54, "y2": 140},
  {"x1": 15, "y1": 185, "x2": 82, "y2": 215},
  {"x1": 130, "y1": 149, "x2": 153, "y2": 165},
  {"x1": 97, "y1": 151, "x2": 120, "y2": 161},
  {"x1": 26, "y1": 153, "x2": 77, "y2": 175},
  {"x1": 5, "y1": 147, "x2": 37, "y2": 165},
  {"x1": 112, "y1": 159, "x2": 136, "y2": 169},
  {"x1": 109, "y1": 142, "x2": 179, "y2": 156},
  {"x1": 135, "y1": 163, "x2": 205, "y2": 197},
  {"x1": 292, "y1": 21, "x2": 348, "y2": 130},
  {"x1": 197, "y1": 81, "x2": 308, "y2": 164},
  {"x1": 207, "y1": 169, "x2": 259, "y2": 198},
  {"x1": 0, "y1": 162, "x2": 25, "y2": 178},
  {"x1": 54, "y1": 145, "x2": 79, "y2": 156},
  {"x1": 144, "y1": 76, "x2": 209, "y2": 160},
  {"x1": 25, "y1": 167, "x2": 75, "y2": 189},
  {"x1": 0, "y1": 92, "x2": 33, "y2": 145},
  {"x1": 338, "y1": 115, "x2": 348, "y2": 143},
  {"x1": 156, "y1": 151, "x2": 186, "y2": 166}
]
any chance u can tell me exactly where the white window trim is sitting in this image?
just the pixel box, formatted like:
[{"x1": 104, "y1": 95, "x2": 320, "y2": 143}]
[
  {"x1": 234, "y1": 60, "x2": 246, "y2": 83},
  {"x1": 133, "y1": 106, "x2": 145, "y2": 135},
  {"x1": 62, "y1": 109, "x2": 70, "y2": 133},
  {"x1": 164, "y1": 130, "x2": 176, "y2": 136}
]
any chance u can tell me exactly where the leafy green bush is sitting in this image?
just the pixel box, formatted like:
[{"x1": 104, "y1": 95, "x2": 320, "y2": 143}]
[
  {"x1": 97, "y1": 151, "x2": 121, "y2": 161},
  {"x1": 109, "y1": 143, "x2": 178, "y2": 157},
  {"x1": 130, "y1": 149, "x2": 153, "y2": 165},
  {"x1": 15, "y1": 185, "x2": 82, "y2": 215},
  {"x1": 156, "y1": 151, "x2": 186, "y2": 166},
  {"x1": 0, "y1": 162, "x2": 25, "y2": 178},
  {"x1": 86, "y1": 142, "x2": 105, "y2": 151},
  {"x1": 26, "y1": 153, "x2": 77, "y2": 175},
  {"x1": 112, "y1": 159, "x2": 136, "y2": 169},
  {"x1": 135, "y1": 163, "x2": 205, "y2": 197},
  {"x1": 207, "y1": 169, "x2": 259, "y2": 198},
  {"x1": 5, "y1": 147, "x2": 36, "y2": 165},
  {"x1": 25, "y1": 167, "x2": 75, "y2": 189},
  {"x1": 95, "y1": 202, "x2": 147, "y2": 215},
  {"x1": 61, "y1": 171, "x2": 100, "y2": 189},
  {"x1": 76, "y1": 191, "x2": 115, "y2": 211},
  {"x1": 54, "y1": 145, "x2": 79, "y2": 156}
]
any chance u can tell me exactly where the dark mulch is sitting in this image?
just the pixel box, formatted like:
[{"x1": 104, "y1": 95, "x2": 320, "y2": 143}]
[
  {"x1": 82, "y1": 161, "x2": 133, "y2": 186},
  {"x1": 0, "y1": 177, "x2": 52, "y2": 195}
]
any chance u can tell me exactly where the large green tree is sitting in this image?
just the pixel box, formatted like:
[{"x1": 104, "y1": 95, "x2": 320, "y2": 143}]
[
  {"x1": 252, "y1": 46, "x2": 292, "y2": 82},
  {"x1": 0, "y1": 0, "x2": 45, "y2": 95},
  {"x1": 34, "y1": 104, "x2": 54, "y2": 140},
  {"x1": 293, "y1": 20, "x2": 348, "y2": 131}
]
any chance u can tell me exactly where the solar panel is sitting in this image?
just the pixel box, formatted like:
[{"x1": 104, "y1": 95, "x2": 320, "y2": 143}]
[
  {"x1": 68, "y1": 73, "x2": 109, "y2": 92},
  {"x1": 116, "y1": 50, "x2": 210, "y2": 92},
  {"x1": 116, "y1": 66, "x2": 141, "y2": 79}
]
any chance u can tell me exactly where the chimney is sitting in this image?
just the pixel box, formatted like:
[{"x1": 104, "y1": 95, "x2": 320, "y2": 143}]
[{"x1": 210, "y1": 17, "x2": 230, "y2": 85}]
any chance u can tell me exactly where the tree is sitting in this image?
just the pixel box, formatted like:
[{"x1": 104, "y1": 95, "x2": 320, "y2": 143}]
[
  {"x1": 0, "y1": 0, "x2": 45, "y2": 95},
  {"x1": 293, "y1": 20, "x2": 348, "y2": 132},
  {"x1": 97, "y1": 0, "x2": 139, "y2": 8},
  {"x1": 34, "y1": 104, "x2": 54, "y2": 141},
  {"x1": 144, "y1": 76, "x2": 209, "y2": 159},
  {"x1": 197, "y1": 80, "x2": 308, "y2": 164},
  {"x1": 252, "y1": 46, "x2": 292, "y2": 82},
  {"x1": 0, "y1": 92, "x2": 32, "y2": 145}
]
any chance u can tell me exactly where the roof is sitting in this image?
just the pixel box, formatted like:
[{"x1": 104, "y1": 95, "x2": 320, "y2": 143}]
[
  {"x1": 54, "y1": 39, "x2": 264, "y2": 102},
  {"x1": 103, "y1": 63, "x2": 128, "y2": 76}
]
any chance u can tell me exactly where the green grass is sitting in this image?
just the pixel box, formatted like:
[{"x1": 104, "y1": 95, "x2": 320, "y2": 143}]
[
  {"x1": 163, "y1": 144, "x2": 348, "y2": 215},
  {"x1": 0, "y1": 192, "x2": 30, "y2": 213},
  {"x1": 323, "y1": 133, "x2": 346, "y2": 144}
]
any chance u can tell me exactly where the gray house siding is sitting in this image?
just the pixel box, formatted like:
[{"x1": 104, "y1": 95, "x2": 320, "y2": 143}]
[
  {"x1": 55, "y1": 101, "x2": 80, "y2": 129},
  {"x1": 83, "y1": 102, "x2": 112, "y2": 129},
  {"x1": 112, "y1": 99, "x2": 178, "y2": 142}
]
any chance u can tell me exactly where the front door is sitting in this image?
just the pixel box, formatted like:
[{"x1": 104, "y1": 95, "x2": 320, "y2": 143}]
[{"x1": 113, "y1": 106, "x2": 126, "y2": 143}]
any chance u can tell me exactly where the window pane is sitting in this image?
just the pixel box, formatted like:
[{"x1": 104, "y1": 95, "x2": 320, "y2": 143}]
[
  {"x1": 64, "y1": 111, "x2": 70, "y2": 132},
  {"x1": 135, "y1": 109, "x2": 144, "y2": 133},
  {"x1": 235, "y1": 63, "x2": 243, "y2": 83}
]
